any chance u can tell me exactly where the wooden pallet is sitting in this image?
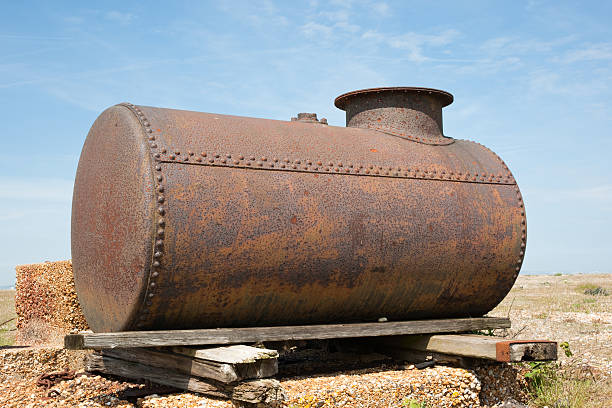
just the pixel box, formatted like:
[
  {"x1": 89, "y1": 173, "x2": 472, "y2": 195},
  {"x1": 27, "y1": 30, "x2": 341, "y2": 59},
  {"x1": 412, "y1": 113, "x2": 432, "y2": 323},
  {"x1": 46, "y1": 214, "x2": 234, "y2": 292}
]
[{"x1": 65, "y1": 317, "x2": 510, "y2": 349}]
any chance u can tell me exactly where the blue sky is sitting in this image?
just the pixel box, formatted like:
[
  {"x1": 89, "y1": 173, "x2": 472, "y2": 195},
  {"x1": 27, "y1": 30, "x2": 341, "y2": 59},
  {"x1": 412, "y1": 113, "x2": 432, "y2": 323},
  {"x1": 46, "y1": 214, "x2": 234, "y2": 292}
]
[{"x1": 1, "y1": 1, "x2": 611, "y2": 285}]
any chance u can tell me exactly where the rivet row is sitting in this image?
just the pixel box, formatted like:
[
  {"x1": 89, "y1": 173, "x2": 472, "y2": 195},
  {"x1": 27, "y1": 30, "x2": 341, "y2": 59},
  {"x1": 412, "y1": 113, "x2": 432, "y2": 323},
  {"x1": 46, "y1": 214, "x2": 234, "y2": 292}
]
[
  {"x1": 474, "y1": 141, "x2": 527, "y2": 278},
  {"x1": 159, "y1": 150, "x2": 515, "y2": 184},
  {"x1": 514, "y1": 185, "x2": 527, "y2": 277},
  {"x1": 120, "y1": 102, "x2": 165, "y2": 323}
]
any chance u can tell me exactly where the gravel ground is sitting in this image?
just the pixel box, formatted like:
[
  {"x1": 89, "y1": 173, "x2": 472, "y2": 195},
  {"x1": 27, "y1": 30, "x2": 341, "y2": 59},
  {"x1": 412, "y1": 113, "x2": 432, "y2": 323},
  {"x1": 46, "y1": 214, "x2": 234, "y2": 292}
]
[
  {"x1": 280, "y1": 365, "x2": 483, "y2": 407},
  {"x1": 0, "y1": 347, "x2": 526, "y2": 408}
]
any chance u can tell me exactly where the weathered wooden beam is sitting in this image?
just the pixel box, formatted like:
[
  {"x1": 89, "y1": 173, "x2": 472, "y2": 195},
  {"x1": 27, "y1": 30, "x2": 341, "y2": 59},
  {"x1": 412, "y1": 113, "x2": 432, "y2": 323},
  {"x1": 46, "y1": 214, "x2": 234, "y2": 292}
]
[
  {"x1": 85, "y1": 353, "x2": 286, "y2": 404},
  {"x1": 86, "y1": 353, "x2": 228, "y2": 397},
  {"x1": 65, "y1": 317, "x2": 510, "y2": 350},
  {"x1": 376, "y1": 334, "x2": 557, "y2": 362},
  {"x1": 172, "y1": 344, "x2": 278, "y2": 363},
  {"x1": 103, "y1": 345, "x2": 278, "y2": 383}
]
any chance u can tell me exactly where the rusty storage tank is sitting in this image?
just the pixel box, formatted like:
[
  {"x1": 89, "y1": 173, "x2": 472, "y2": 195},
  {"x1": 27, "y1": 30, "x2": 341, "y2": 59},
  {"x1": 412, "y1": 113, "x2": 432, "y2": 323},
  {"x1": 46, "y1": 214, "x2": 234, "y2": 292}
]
[{"x1": 71, "y1": 87, "x2": 526, "y2": 333}]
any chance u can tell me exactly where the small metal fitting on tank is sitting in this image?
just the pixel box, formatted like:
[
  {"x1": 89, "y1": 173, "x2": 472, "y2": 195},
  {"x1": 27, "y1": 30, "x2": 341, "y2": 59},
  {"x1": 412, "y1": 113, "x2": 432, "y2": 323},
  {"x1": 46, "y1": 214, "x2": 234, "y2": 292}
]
[
  {"x1": 291, "y1": 112, "x2": 326, "y2": 124},
  {"x1": 335, "y1": 87, "x2": 453, "y2": 142}
]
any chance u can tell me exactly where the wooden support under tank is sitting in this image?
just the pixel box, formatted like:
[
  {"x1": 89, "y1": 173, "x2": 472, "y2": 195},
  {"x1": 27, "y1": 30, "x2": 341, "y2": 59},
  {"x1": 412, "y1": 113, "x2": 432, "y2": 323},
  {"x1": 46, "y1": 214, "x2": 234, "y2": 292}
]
[
  {"x1": 364, "y1": 334, "x2": 557, "y2": 363},
  {"x1": 65, "y1": 317, "x2": 511, "y2": 349},
  {"x1": 85, "y1": 344, "x2": 284, "y2": 405}
]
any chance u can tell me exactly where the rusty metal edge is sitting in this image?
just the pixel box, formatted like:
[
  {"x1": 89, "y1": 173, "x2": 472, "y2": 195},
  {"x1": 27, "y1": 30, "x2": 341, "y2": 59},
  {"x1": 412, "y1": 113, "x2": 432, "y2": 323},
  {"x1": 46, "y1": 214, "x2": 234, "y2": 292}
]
[
  {"x1": 117, "y1": 103, "x2": 164, "y2": 330},
  {"x1": 366, "y1": 124, "x2": 456, "y2": 145},
  {"x1": 495, "y1": 340, "x2": 556, "y2": 362},
  {"x1": 471, "y1": 140, "x2": 526, "y2": 301},
  {"x1": 477, "y1": 141, "x2": 527, "y2": 278},
  {"x1": 334, "y1": 87, "x2": 454, "y2": 109}
]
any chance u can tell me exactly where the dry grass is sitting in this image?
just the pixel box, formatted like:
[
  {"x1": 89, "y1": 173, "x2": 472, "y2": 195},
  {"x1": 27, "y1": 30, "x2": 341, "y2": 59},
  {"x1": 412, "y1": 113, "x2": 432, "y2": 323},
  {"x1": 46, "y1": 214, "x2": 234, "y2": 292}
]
[
  {"x1": 0, "y1": 290, "x2": 16, "y2": 346},
  {"x1": 490, "y1": 274, "x2": 612, "y2": 408}
]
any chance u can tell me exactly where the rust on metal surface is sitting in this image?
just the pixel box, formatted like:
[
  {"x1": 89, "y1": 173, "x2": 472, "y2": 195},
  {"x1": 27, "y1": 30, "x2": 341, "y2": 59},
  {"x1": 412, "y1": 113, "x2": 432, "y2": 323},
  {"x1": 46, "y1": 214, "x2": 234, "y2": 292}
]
[
  {"x1": 37, "y1": 370, "x2": 77, "y2": 389},
  {"x1": 291, "y1": 112, "x2": 327, "y2": 124},
  {"x1": 335, "y1": 87, "x2": 454, "y2": 145},
  {"x1": 495, "y1": 340, "x2": 556, "y2": 362},
  {"x1": 72, "y1": 87, "x2": 526, "y2": 333}
]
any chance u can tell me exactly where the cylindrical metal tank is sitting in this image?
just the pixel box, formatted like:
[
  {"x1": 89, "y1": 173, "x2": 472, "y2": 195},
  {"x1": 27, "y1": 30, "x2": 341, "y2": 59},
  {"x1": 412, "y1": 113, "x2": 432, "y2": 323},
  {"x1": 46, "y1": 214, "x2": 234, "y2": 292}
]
[{"x1": 72, "y1": 87, "x2": 526, "y2": 333}]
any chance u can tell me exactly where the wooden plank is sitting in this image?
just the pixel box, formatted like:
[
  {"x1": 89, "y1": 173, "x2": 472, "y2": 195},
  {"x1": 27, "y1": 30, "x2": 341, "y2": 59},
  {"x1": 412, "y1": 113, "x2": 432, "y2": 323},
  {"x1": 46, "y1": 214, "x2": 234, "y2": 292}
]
[
  {"x1": 376, "y1": 334, "x2": 557, "y2": 362},
  {"x1": 86, "y1": 353, "x2": 229, "y2": 397},
  {"x1": 499, "y1": 340, "x2": 558, "y2": 362},
  {"x1": 65, "y1": 317, "x2": 510, "y2": 349},
  {"x1": 102, "y1": 347, "x2": 277, "y2": 383},
  {"x1": 86, "y1": 353, "x2": 285, "y2": 404},
  {"x1": 172, "y1": 344, "x2": 278, "y2": 363}
]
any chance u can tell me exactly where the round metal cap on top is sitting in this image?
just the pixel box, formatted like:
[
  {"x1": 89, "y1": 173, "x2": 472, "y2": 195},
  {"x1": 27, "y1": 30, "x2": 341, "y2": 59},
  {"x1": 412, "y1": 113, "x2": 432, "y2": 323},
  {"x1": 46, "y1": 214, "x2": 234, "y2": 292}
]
[{"x1": 334, "y1": 87, "x2": 454, "y2": 140}]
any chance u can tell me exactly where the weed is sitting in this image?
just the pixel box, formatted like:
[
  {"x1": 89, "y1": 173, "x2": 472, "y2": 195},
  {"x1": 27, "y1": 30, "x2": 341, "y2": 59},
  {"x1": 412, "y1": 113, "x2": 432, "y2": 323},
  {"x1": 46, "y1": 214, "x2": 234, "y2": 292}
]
[
  {"x1": 553, "y1": 272, "x2": 562, "y2": 276},
  {"x1": 577, "y1": 283, "x2": 609, "y2": 296},
  {"x1": 535, "y1": 312, "x2": 548, "y2": 319},
  {"x1": 584, "y1": 287, "x2": 609, "y2": 296},
  {"x1": 524, "y1": 362, "x2": 593, "y2": 408},
  {"x1": 577, "y1": 283, "x2": 599, "y2": 291},
  {"x1": 569, "y1": 303, "x2": 581, "y2": 312},
  {"x1": 524, "y1": 361, "x2": 550, "y2": 388},
  {"x1": 401, "y1": 398, "x2": 427, "y2": 408},
  {"x1": 559, "y1": 342, "x2": 573, "y2": 357}
]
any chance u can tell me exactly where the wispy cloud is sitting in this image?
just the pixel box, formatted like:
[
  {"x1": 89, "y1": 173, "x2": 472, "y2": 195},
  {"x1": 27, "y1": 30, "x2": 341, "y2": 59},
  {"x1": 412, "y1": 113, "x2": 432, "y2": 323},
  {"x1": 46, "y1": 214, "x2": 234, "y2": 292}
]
[
  {"x1": 526, "y1": 65, "x2": 611, "y2": 98},
  {"x1": 527, "y1": 184, "x2": 612, "y2": 207},
  {"x1": 445, "y1": 34, "x2": 577, "y2": 76},
  {"x1": 104, "y1": 11, "x2": 135, "y2": 25},
  {"x1": 0, "y1": 34, "x2": 72, "y2": 41},
  {"x1": 301, "y1": 21, "x2": 334, "y2": 38},
  {"x1": 216, "y1": 0, "x2": 288, "y2": 28},
  {"x1": 63, "y1": 16, "x2": 84, "y2": 25},
  {"x1": 0, "y1": 178, "x2": 73, "y2": 202},
  {"x1": 481, "y1": 35, "x2": 574, "y2": 55},
  {"x1": 560, "y1": 43, "x2": 612, "y2": 63},
  {"x1": 329, "y1": 0, "x2": 355, "y2": 7},
  {"x1": 0, "y1": 207, "x2": 68, "y2": 222},
  {"x1": 562, "y1": 185, "x2": 612, "y2": 201},
  {"x1": 361, "y1": 29, "x2": 460, "y2": 62},
  {"x1": 527, "y1": 69, "x2": 564, "y2": 94},
  {"x1": 371, "y1": 2, "x2": 390, "y2": 16},
  {"x1": 300, "y1": 1, "x2": 361, "y2": 41}
]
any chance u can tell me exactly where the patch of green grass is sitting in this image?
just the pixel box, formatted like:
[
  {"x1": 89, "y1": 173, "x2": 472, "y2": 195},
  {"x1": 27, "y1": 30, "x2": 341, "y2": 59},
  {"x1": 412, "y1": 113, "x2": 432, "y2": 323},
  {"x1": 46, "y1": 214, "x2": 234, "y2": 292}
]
[
  {"x1": 525, "y1": 362, "x2": 598, "y2": 408},
  {"x1": 569, "y1": 302, "x2": 583, "y2": 312},
  {"x1": 553, "y1": 272, "x2": 563, "y2": 276},
  {"x1": 577, "y1": 283, "x2": 599, "y2": 291}
]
